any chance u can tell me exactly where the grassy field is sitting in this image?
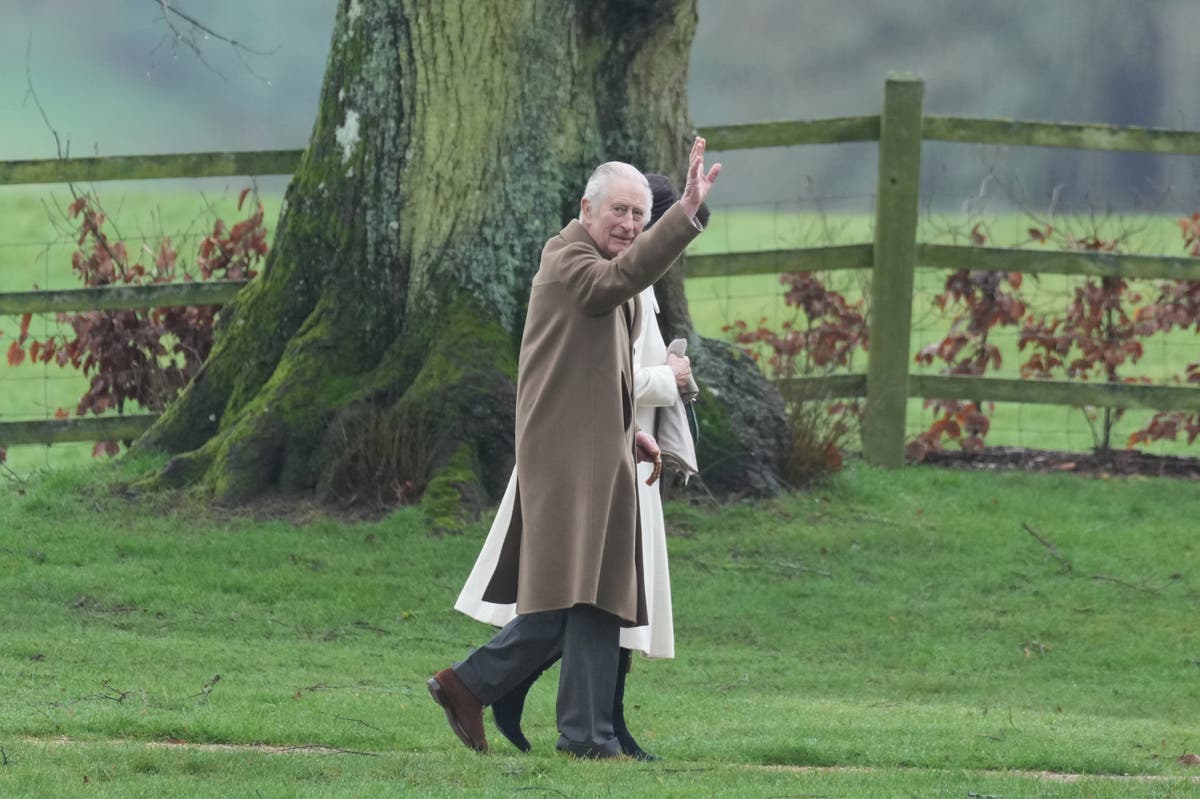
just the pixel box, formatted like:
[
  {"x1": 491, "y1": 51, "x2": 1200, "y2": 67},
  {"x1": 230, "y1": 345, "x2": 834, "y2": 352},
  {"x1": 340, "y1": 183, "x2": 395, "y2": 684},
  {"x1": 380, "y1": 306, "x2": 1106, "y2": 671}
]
[
  {"x1": 3, "y1": 187, "x2": 1200, "y2": 475},
  {"x1": 0, "y1": 455, "x2": 1197, "y2": 796}
]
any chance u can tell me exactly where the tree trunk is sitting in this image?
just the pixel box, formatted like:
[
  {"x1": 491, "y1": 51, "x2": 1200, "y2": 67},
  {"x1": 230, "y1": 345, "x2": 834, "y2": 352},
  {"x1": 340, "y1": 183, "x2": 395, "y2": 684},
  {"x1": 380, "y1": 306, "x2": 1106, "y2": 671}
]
[{"x1": 135, "y1": 0, "x2": 787, "y2": 521}]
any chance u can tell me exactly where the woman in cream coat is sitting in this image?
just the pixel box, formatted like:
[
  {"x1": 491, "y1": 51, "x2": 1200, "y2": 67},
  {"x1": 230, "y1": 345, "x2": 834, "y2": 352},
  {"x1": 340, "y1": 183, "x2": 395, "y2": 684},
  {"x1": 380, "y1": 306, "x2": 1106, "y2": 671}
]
[{"x1": 455, "y1": 176, "x2": 700, "y2": 758}]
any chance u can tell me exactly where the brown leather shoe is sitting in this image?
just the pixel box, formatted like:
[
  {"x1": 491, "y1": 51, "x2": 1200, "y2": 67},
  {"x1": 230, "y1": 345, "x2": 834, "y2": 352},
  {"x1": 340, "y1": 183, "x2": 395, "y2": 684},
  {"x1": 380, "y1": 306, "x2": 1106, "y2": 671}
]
[{"x1": 427, "y1": 667, "x2": 488, "y2": 752}]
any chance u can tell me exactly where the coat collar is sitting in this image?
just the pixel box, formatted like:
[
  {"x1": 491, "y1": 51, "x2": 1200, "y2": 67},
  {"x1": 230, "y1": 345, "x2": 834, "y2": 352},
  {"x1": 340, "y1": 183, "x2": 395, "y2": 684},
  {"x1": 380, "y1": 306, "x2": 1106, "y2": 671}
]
[{"x1": 561, "y1": 219, "x2": 596, "y2": 248}]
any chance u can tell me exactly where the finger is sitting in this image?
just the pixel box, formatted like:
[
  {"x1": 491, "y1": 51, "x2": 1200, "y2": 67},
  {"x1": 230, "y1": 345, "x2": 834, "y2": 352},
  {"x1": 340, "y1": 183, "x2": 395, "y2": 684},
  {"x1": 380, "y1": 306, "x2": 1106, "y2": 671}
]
[
  {"x1": 706, "y1": 163, "x2": 721, "y2": 183},
  {"x1": 646, "y1": 456, "x2": 663, "y2": 486}
]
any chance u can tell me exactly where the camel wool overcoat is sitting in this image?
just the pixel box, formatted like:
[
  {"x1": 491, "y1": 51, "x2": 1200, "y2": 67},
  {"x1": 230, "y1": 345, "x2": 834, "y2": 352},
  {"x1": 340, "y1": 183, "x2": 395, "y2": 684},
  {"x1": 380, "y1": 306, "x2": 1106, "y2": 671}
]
[{"x1": 482, "y1": 202, "x2": 701, "y2": 625}]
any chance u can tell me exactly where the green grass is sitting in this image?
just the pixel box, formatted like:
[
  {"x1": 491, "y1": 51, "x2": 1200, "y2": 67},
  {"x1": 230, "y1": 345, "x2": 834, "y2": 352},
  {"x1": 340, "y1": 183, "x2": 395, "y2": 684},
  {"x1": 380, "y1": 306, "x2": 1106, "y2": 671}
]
[
  {"x1": 4, "y1": 194, "x2": 1200, "y2": 474},
  {"x1": 0, "y1": 456, "x2": 1197, "y2": 796}
]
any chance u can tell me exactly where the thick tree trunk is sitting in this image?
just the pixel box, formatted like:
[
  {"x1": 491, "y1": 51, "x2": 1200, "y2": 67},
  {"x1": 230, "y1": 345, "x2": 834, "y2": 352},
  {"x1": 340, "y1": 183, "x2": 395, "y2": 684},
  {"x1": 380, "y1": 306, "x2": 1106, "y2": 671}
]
[{"x1": 135, "y1": 0, "x2": 786, "y2": 519}]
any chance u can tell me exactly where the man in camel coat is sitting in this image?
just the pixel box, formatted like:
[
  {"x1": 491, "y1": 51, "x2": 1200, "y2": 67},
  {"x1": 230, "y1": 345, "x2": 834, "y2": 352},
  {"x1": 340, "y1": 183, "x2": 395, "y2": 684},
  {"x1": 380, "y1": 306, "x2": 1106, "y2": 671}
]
[{"x1": 428, "y1": 137, "x2": 720, "y2": 759}]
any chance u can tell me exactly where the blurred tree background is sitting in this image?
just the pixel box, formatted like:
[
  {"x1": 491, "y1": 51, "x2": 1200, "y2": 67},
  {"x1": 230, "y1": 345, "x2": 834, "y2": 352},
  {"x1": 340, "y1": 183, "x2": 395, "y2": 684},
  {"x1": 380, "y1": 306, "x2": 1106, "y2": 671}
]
[
  {"x1": 3, "y1": 0, "x2": 1198, "y2": 211},
  {"x1": 690, "y1": 0, "x2": 1200, "y2": 215}
]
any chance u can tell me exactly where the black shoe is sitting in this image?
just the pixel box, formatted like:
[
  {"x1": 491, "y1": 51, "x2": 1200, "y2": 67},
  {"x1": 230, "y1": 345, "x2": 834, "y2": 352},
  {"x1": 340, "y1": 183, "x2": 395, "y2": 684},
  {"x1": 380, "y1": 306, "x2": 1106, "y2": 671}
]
[
  {"x1": 556, "y1": 738, "x2": 620, "y2": 760},
  {"x1": 615, "y1": 722, "x2": 659, "y2": 761},
  {"x1": 618, "y1": 737, "x2": 659, "y2": 761},
  {"x1": 491, "y1": 654, "x2": 559, "y2": 753},
  {"x1": 491, "y1": 688, "x2": 532, "y2": 753},
  {"x1": 613, "y1": 648, "x2": 659, "y2": 761}
]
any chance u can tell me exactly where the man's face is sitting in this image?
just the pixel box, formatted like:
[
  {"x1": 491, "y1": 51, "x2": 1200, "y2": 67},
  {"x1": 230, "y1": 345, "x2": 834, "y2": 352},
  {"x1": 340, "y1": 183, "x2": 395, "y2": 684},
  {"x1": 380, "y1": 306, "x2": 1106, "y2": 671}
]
[{"x1": 581, "y1": 177, "x2": 648, "y2": 258}]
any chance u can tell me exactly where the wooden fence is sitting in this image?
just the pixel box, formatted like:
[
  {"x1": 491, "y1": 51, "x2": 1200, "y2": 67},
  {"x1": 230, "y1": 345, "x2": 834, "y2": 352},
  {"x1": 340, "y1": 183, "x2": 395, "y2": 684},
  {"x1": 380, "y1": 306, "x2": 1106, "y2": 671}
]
[{"x1": 4, "y1": 72, "x2": 1200, "y2": 467}]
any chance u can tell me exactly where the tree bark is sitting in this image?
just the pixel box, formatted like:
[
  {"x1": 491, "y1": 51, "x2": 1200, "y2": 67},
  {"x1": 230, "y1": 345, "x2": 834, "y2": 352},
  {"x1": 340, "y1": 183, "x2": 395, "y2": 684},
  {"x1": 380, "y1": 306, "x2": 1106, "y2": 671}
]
[{"x1": 135, "y1": 0, "x2": 787, "y2": 520}]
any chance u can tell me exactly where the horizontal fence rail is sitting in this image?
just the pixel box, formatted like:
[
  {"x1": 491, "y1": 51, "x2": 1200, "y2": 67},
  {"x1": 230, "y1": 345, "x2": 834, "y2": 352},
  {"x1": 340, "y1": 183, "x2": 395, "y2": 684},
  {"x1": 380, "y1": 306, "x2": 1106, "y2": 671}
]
[
  {"x1": 0, "y1": 414, "x2": 158, "y2": 446},
  {"x1": 779, "y1": 374, "x2": 1200, "y2": 414},
  {"x1": 5, "y1": 74, "x2": 1200, "y2": 463},
  {"x1": 922, "y1": 115, "x2": 1200, "y2": 155},
  {"x1": 916, "y1": 244, "x2": 1200, "y2": 282},
  {"x1": 23, "y1": 370, "x2": 1186, "y2": 447},
  {"x1": 913, "y1": 375, "x2": 1200, "y2": 413},
  {"x1": 698, "y1": 116, "x2": 881, "y2": 150},
  {"x1": 777, "y1": 374, "x2": 868, "y2": 403},
  {"x1": 0, "y1": 117, "x2": 878, "y2": 192},
  {"x1": 687, "y1": 244, "x2": 872, "y2": 278},
  {"x1": 0, "y1": 280, "x2": 247, "y2": 315},
  {"x1": 0, "y1": 150, "x2": 302, "y2": 186}
]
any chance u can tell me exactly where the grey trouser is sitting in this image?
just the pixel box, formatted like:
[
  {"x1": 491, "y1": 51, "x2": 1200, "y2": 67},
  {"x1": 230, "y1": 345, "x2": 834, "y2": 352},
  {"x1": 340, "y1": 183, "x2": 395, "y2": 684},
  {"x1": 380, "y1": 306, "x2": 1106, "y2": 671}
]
[{"x1": 454, "y1": 604, "x2": 620, "y2": 755}]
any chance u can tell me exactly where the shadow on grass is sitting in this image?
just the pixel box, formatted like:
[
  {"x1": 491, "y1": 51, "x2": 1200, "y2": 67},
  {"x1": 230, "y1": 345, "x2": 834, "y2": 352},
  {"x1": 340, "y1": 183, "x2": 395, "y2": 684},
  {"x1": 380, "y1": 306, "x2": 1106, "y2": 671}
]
[{"x1": 755, "y1": 744, "x2": 843, "y2": 768}]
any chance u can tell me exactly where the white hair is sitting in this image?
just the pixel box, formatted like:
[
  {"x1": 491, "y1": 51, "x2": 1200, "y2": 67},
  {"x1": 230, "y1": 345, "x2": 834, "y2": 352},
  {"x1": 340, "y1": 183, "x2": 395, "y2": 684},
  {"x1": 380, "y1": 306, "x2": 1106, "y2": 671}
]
[{"x1": 579, "y1": 162, "x2": 652, "y2": 221}]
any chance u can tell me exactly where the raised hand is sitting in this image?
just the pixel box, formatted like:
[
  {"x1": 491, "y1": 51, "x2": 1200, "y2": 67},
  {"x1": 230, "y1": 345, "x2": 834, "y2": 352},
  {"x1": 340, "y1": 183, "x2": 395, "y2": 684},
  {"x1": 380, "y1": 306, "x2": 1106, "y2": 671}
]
[{"x1": 679, "y1": 136, "x2": 721, "y2": 220}]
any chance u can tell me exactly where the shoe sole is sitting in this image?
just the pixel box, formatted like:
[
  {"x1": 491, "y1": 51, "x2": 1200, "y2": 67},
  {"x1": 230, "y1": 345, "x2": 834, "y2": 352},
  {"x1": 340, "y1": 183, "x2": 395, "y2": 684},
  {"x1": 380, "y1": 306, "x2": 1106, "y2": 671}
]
[
  {"x1": 427, "y1": 677, "x2": 487, "y2": 752},
  {"x1": 555, "y1": 744, "x2": 621, "y2": 760}
]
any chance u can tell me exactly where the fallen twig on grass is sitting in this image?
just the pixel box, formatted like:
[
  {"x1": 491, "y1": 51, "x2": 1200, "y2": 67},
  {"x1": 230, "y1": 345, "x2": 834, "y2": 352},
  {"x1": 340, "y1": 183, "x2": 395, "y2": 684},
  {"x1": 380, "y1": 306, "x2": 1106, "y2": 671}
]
[
  {"x1": 278, "y1": 744, "x2": 376, "y2": 757},
  {"x1": 1092, "y1": 574, "x2": 1160, "y2": 595},
  {"x1": 97, "y1": 681, "x2": 134, "y2": 702},
  {"x1": 314, "y1": 710, "x2": 383, "y2": 732},
  {"x1": 1022, "y1": 522, "x2": 1072, "y2": 572}
]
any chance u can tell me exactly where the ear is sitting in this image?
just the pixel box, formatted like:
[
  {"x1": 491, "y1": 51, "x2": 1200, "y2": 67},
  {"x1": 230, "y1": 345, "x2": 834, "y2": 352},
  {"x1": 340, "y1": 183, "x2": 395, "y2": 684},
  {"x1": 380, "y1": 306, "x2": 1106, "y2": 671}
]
[{"x1": 580, "y1": 197, "x2": 592, "y2": 220}]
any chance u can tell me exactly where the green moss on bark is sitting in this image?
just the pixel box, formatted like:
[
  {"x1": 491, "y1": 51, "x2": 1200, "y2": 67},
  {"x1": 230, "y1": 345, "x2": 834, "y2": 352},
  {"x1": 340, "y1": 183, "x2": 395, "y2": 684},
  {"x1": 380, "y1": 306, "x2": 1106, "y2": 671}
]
[
  {"x1": 386, "y1": 300, "x2": 518, "y2": 502},
  {"x1": 305, "y1": 297, "x2": 517, "y2": 510},
  {"x1": 420, "y1": 443, "x2": 487, "y2": 536}
]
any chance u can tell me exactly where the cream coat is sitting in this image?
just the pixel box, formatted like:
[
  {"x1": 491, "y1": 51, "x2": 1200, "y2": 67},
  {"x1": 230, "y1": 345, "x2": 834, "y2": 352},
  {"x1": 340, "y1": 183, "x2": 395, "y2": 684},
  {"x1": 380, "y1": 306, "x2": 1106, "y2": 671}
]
[
  {"x1": 474, "y1": 204, "x2": 700, "y2": 627},
  {"x1": 456, "y1": 285, "x2": 678, "y2": 657}
]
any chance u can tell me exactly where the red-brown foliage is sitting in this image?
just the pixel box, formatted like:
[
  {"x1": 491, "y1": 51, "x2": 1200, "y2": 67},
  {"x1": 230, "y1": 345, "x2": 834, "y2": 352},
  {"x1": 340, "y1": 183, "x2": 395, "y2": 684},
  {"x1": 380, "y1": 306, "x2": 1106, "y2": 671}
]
[
  {"x1": 4, "y1": 189, "x2": 266, "y2": 459},
  {"x1": 724, "y1": 271, "x2": 866, "y2": 478}
]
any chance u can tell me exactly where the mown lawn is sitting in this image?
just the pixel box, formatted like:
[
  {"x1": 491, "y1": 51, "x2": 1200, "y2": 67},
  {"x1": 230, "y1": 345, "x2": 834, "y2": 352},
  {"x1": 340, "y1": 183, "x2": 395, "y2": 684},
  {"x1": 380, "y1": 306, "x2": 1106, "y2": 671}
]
[{"x1": 0, "y1": 454, "x2": 1197, "y2": 797}]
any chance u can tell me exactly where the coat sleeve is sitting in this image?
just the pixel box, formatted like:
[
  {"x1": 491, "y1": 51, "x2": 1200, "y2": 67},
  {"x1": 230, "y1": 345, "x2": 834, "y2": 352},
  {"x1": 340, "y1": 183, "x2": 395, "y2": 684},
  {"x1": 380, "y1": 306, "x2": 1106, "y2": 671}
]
[
  {"x1": 633, "y1": 316, "x2": 681, "y2": 405},
  {"x1": 632, "y1": 291, "x2": 677, "y2": 409},
  {"x1": 634, "y1": 364, "x2": 676, "y2": 409}
]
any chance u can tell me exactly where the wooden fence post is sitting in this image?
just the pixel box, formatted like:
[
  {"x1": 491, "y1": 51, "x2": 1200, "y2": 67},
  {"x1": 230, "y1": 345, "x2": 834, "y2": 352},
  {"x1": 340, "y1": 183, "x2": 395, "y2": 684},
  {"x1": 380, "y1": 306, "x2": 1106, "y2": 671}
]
[{"x1": 863, "y1": 73, "x2": 924, "y2": 468}]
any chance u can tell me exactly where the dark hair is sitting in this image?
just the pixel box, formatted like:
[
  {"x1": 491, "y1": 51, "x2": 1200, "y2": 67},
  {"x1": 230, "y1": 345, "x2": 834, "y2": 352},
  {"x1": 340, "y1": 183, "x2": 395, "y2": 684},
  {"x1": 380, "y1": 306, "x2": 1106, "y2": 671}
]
[{"x1": 644, "y1": 173, "x2": 710, "y2": 229}]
